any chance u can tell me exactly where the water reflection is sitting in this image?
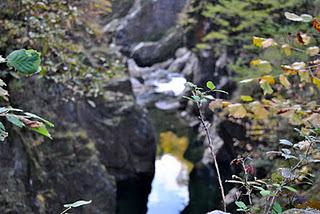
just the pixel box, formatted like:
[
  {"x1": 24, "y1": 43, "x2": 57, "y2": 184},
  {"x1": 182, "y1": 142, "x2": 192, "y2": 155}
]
[
  {"x1": 147, "y1": 154, "x2": 189, "y2": 214},
  {"x1": 147, "y1": 131, "x2": 193, "y2": 214}
]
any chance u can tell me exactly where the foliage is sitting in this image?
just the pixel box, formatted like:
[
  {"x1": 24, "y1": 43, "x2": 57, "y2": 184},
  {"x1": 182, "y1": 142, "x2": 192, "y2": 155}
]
[
  {"x1": 186, "y1": 0, "x2": 310, "y2": 55},
  {"x1": 185, "y1": 6, "x2": 320, "y2": 212},
  {"x1": 0, "y1": 49, "x2": 53, "y2": 141},
  {"x1": 205, "y1": 11, "x2": 320, "y2": 213},
  {"x1": 0, "y1": 0, "x2": 120, "y2": 98}
]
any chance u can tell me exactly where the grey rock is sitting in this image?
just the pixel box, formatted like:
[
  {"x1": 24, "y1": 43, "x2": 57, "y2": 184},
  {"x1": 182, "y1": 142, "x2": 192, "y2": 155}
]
[
  {"x1": 114, "y1": 0, "x2": 188, "y2": 49},
  {"x1": 130, "y1": 29, "x2": 184, "y2": 66}
]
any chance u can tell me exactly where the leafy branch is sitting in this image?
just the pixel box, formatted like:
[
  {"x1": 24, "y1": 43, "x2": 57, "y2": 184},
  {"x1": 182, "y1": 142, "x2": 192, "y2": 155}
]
[{"x1": 184, "y1": 81, "x2": 228, "y2": 211}]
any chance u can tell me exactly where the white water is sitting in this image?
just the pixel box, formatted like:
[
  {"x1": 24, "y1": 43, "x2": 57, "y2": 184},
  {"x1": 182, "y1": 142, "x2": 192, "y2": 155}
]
[
  {"x1": 154, "y1": 75, "x2": 187, "y2": 96},
  {"x1": 147, "y1": 154, "x2": 189, "y2": 214}
]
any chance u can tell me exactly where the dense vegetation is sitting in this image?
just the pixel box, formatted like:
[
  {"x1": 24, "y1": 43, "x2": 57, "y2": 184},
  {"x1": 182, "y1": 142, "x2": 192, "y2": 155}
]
[{"x1": 185, "y1": 1, "x2": 320, "y2": 212}]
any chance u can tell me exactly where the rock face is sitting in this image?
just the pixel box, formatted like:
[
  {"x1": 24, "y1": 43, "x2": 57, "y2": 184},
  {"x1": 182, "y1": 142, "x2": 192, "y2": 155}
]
[
  {"x1": 104, "y1": 0, "x2": 190, "y2": 66},
  {"x1": 1, "y1": 76, "x2": 156, "y2": 213},
  {"x1": 114, "y1": 0, "x2": 187, "y2": 48}
]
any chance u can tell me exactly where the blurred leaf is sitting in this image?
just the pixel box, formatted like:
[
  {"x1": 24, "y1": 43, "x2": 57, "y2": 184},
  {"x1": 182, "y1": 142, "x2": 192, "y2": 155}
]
[
  {"x1": 284, "y1": 12, "x2": 303, "y2": 21},
  {"x1": 307, "y1": 46, "x2": 320, "y2": 56},
  {"x1": 312, "y1": 77, "x2": 320, "y2": 89},
  {"x1": 64, "y1": 200, "x2": 92, "y2": 208},
  {"x1": 31, "y1": 123, "x2": 52, "y2": 139},
  {"x1": 279, "y1": 139, "x2": 293, "y2": 146},
  {"x1": 279, "y1": 74, "x2": 291, "y2": 89},
  {"x1": 6, "y1": 49, "x2": 41, "y2": 75},
  {"x1": 25, "y1": 112, "x2": 54, "y2": 127},
  {"x1": 260, "y1": 190, "x2": 271, "y2": 197},
  {"x1": 250, "y1": 101, "x2": 269, "y2": 119},
  {"x1": 281, "y1": 44, "x2": 292, "y2": 56},
  {"x1": 235, "y1": 201, "x2": 248, "y2": 210},
  {"x1": 260, "y1": 81, "x2": 273, "y2": 95},
  {"x1": 206, "y1": 81, "x2": 216, "y2": 90},
  {"x1": 251, "y1": 59, "x2": 272, "y2": 74},
  {"x1": 312, "y1": 18, "x2": 320, "y2": 32},
  {"x1": 272, "y1": 202, "x2": 282, "y2": 214},
  {"x1": 241, "y1": 95, "x2": 253, "y2": 102},
  {"x1": 6, "y1": 114, "x2": 24, "y2": 128},
  {"x1": 227, "y1": 104, "x2": 247, "y2": 118},
  {"x1": 0, "y1": 122, "x2": 8, "y2": 141},
  {"x1": 284, "y1": 186, "x2": 297, "y2": 193},
  {"x1": 261, "y1": 75, "x2": 275, "y2": 85}
]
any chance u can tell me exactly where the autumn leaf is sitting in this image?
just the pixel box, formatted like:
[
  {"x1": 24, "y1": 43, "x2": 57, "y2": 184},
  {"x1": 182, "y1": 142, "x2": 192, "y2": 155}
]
[
  {"x1": 261, "y1": 75, "x2": 275, "y2": 85},
  {"x1": 296, "y1": 32, "x2": 311, "y2": 45},
  {"x1": 250, "y1": 101, "x2": 269, "y2": 120},
  {"x1": 312, "y1": 77, "x2": 320, "y2": 89},
  {"x1": 227, "y1": 104, "x2": 247, "y2": 118},
  {"x1": 250, "y1": 59, "x2": 272, "y2": 74},
  {"x1": 260, "y1": 80, "x2": 273, "y2": 95},
  {"x1": 312, "y1": 18, "x2": 320, "y2": 32},
  {"x1": 298, "y1": 70, "x2": 311, "y2": 82},
  {"x1": 241, "y1": 95, "x2": 254, "y2": 102},
  {"x1": 279, "y1": 74, "x2": 291, "y2": 88},
  {"x1": 281, "y1": 44, "x2": 292, "y2": 56},
  {"x1": 209, "y1": 99, "x2": 223, "y2": 111}
]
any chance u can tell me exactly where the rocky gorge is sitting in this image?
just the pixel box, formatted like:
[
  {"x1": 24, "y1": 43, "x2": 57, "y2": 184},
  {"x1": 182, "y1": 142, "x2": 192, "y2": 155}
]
[{"x1": 0, "y1": 0, "x2": 242, "y2": 213}]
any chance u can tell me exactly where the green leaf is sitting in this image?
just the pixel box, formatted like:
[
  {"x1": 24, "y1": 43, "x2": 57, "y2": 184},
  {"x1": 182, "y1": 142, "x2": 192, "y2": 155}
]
[
  {"x1": 235, "y1": 201, "x2": 247, "y2": 210},
  {"x1": 272, "y1": 202, "x2": 282, "y2": 214},
  {"x1": 241, "y1": 95, "x2": 253, "y2": 102},
  {"x1": 31, "y1": 124, "x2": 52, "y2": 139},
  {"x1": 64, "y1": 200, "x2": 92, "y2": 208},
  {"x1": 191, "y1": 95, "x2": 201, "y2": 102},
  {"x1": 283, "y1": 186, "x2": 297, "y2": 193},
  {"x1": 6, "y1": 114, "x2": 25, "y2": 128},
  {"x1": 260, "y1": 81, "x2": 273, "y2": 95},
  {"x1": 0, "y1": 122, "x2": 8, "y2": 141},
  {"x1": 206, "y1": 81, "x2": 216, "y2": 90},
  {"x1": 25, "y1": 112, "x2": 54, "y2": 127},
  {"x1": 260, "y1": 190, "x2": 271, "y2": 197},
  {"x1": 6, "y1": 49, "x2": 41, "y2": 75}
]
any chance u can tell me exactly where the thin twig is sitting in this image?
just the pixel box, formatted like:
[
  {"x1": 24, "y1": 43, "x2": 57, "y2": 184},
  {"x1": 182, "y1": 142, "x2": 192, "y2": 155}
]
[
  {"x1": 60, "y1": 207, "x2": 71, "y2": 214},
  {"x1": 196, "y1": 101, "x2": 227, "y2": 212}
]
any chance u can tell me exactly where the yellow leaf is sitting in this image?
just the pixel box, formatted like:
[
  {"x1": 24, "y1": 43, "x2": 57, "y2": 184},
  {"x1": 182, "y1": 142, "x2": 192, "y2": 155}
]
[
  {"x1": 279, "y1": 74, "x2": 291, "y2": 88},
  {"x1": 227, "y1": 104, "x2": 247, "y2": 118},
  {"x1": 241, "y1": 95, "x2": 254, "y2": 102},
  {"x1": 252, "y1": 36, "x2": 265, "y2": 47},
  {"x1": 222, "y1": 101, "x2": 231, "y2": 107},
  {"x1": 261, "y1": 75, "x2": 275, "y2": 85},
  {"x1": 282, "y1": 44, "x2": 292, "y2": 56},
  {"x1": 252, "y1": 37, "x2": 277, "y2": 48},
  {"x1": 250, "y1": 59, "x2": 272, "y2": 74},
  {"x1": 298, "y1": 70, "x2": 311, "y2": 82},
  {"x1": 250, "y1": 101, "x2": 269, "y2": 120},
  {"x1": 281, "y1": 65, "x2": 298, "y2": 75},
  {"x1": 312, "y1": 77, "x2": 320, "y2": 89},
  {"x1": 259, "y1": 80, "x2": 273, "y2": 95},
  {"x1": 209, "y1": 99, "x2": 223, "y2": 111}
]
